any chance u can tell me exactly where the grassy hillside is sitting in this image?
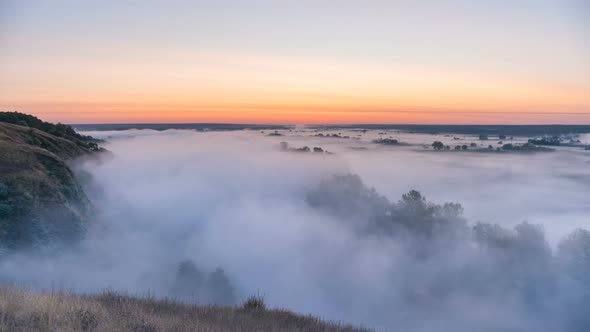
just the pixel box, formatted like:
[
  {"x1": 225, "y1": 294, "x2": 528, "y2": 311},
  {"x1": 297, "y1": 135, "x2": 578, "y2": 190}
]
[
  {"x1": 0, "y1": 112, "x2": 100, "y2": 150},
  {"x1": 0, "y1": 121, "x2": 100, "y2": 250},
  {"x1": 0, "y1": 287, "x2": 367, "y2": 332}
]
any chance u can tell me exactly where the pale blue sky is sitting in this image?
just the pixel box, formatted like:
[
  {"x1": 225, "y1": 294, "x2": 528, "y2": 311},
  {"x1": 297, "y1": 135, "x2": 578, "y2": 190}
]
[
  {"x1": 2, "y1": 1, "x2": 587, "y2": 78},
  {"x1": 1, "y1": 0, "x2": 588, "y2": 123}
]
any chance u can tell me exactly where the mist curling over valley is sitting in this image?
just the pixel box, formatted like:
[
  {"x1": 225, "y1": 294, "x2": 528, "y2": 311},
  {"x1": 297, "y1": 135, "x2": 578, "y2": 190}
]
[
  {"x1": 1, "y1": 1, "x2": 589, "y2": 330},
  {"x1": 0, "y1": 113, "x2": 589, "y2": 331}
]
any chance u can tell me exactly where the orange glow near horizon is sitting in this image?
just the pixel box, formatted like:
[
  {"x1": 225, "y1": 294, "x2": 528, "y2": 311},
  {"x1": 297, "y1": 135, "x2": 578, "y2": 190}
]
[
  {"x1": 8, "y1": 104, "x2": 590, "y2": 125},
  {"x1": 2, "y1": 51, "x2": 589, "y2": 125},
  {"x1": 2, "y1": 1, "x2": 589, "y2": 125}
]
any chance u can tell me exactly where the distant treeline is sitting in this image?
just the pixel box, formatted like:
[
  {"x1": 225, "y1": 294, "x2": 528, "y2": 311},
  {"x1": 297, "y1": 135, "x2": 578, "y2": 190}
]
[
  {"x1": 317, "y1": 124, "x2": 590, "y2": 136},
  {"x1": 72, "y1": 123, "x2": 290, "y2": 131}
]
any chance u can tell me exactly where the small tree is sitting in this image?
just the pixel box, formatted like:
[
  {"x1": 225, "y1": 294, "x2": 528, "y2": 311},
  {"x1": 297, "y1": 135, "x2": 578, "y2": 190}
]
[
  {"x1": 171, "y1": 260, "x2": 205, "y2": 297},
  {"x1": 205, "y1": 268, "x2": 235, "y2": 305},
  {"x1": 313, "y1": 147, "x2": 324, "y2": 153},
  {"x1": 558, "y1": 229, "x2": 590, "y2": 285},
  {"x1": 431, "y1": 141, "x2": 444, "y2": 150},
  {"x1": 243, "y1": 295, "x2": 266, "y2": 310}
]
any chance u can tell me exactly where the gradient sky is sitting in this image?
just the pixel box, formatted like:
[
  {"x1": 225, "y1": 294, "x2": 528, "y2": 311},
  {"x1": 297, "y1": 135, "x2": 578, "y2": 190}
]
[{"x1": 1, "y1": 0, "x2": 589, "y2": 124}]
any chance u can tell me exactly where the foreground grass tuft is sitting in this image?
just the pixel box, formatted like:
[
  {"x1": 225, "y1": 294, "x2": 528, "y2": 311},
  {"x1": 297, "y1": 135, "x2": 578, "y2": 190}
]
[
  {"x1": 242, "y1": 295, "x2": 266, "y2": 311},
  {"x1": 0, "y1": 287, "x2": 370, "y2": 331}
]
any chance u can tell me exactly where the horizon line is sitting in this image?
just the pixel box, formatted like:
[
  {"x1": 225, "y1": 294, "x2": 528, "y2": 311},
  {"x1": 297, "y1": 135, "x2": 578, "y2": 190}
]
[{"x1": 70, "y1": 122, "x2": 590, "y2": 127}]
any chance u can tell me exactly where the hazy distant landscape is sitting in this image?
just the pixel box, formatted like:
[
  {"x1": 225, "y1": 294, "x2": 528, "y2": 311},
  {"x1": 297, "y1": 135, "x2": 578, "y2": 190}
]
[
  {"x1": 2, "y1": 114, "x2": 590, "y2": 331},
  {"x1": 1, "y1": 1, "x2": 589, "y2": 331}
]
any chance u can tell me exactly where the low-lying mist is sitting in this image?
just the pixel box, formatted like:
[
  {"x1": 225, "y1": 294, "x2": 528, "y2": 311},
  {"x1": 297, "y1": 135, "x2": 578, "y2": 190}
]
[{"x1": 1, "y1": 129, "x2": 590, "y2": 331}]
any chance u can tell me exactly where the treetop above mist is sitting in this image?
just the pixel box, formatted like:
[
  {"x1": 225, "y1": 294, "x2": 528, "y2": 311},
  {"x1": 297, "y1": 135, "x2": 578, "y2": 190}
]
[{"x1": 306, "y1": 173, "x2": 590, "y2": 307}]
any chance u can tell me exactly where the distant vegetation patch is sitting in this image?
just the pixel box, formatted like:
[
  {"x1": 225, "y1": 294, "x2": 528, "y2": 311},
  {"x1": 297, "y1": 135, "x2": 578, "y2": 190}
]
[
  {"x1": 314, "y1": 132, "x2": 353, "y2": 139},
  {"x1": 315, "y1": 124, "x2": 590, "y2": 136},
  {"x1": 427, "y1": 140, "x2": 554, "y2": 153},
  {"x1": 372, "y1": 138, "x2": 405, "y2": 146},
  {"x1": 265, "y1": 130, "x2": 284, "y2": 137},
  {"x1": 279, "y1": 142, "x2": 333, "y2": 155},
  {"x1": 528, "y1": 136, "x2": 561, "y2": 146}
]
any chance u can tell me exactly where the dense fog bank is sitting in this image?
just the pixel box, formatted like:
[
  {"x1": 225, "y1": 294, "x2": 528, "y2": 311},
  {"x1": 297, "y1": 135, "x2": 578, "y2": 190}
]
[{"x1": 1, "y1": 129, "x2": 589, "y2": 331}]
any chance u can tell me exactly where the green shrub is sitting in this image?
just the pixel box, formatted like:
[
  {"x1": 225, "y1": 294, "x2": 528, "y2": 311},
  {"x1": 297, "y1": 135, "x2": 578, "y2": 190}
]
[{"x1": 243, "y1": 295, "x2": 266, "y2": 311}]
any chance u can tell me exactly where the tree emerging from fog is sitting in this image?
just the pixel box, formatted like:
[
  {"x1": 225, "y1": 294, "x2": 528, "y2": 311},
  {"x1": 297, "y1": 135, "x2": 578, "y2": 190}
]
[
  {"x1": 171, "y1": 260, "x2": 236, "y2": 306},
  {"x1": 306, "y1": 173, "x2": 590, "y2": 331}
]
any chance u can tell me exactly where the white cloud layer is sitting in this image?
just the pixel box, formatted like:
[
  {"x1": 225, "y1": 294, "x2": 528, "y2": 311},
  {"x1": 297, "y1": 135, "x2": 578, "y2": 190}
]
[{"x1": 2, "y1": 128, "x2": 590, "y2": 331}]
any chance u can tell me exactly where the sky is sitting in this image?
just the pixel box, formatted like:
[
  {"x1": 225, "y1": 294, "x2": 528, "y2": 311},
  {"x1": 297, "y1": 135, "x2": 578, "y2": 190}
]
[{"x1": 0, "y1": 0, "x2": 589, "y2": 124}]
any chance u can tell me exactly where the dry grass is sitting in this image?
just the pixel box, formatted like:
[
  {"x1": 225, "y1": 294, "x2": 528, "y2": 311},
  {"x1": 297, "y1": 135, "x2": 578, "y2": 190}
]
[{"x1": 0, "y1": 287, "x2": 370, "y2": 332}]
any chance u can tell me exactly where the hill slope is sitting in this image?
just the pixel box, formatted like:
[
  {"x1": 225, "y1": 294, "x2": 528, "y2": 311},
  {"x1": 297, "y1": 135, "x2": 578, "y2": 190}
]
[
  {"x1": 0, "y1": 121, "x2": 98, "y2": 250},
  {"x1": 0, "y1": 287, "x2": 367, "y2": 332},
  {"x1": 0, "y1": 112, "x2": 100, "y2": 150}
]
